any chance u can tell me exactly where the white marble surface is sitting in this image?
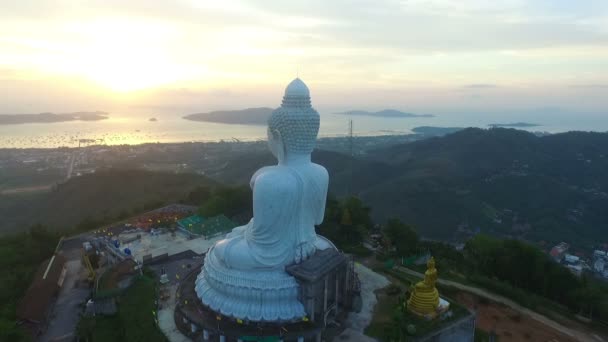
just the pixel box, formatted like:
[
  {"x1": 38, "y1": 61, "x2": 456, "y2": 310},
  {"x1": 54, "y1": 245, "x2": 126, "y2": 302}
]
[{"x1": 195, "y1": 78, "x2": 334, "y2": 322}]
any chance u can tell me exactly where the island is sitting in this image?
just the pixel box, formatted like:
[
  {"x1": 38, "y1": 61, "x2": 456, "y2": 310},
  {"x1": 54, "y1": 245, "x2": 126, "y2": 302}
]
[
  {"x1": 0, "y1": 111, "x2": 109, "y2": 125},
  {"x1": 183, "y1": 107, "x2": 274, "y2": 126},
  {"x1": 149, "y1": 117, "x2": 158, "y2": 122},
  {"x1": 488, "y1": 122, "x2": 540, "y2": 128},
  {"x1": 335, "y1": 109, "x2": 435, "y2": 118}
]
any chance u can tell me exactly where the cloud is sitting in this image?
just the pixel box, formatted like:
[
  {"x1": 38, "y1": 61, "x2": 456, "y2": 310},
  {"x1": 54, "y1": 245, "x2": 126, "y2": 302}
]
[
  {"x1": 0, "y1": 67, "x2": 20, "y2": 81},
  {"x1": 1, "y1": 0, "x2": 608, "y2": 112},
  {"x1": 464, "y1": 84, "x2": 499, "y2": 89},
  {"x1": 569, "y1": 84, "x2": 608, "y2": 88}
]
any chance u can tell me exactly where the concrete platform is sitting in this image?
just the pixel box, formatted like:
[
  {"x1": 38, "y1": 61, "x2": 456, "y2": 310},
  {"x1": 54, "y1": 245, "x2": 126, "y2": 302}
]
[{"x1": 118, "y1": 231, "x2": 222, "y2": 264}]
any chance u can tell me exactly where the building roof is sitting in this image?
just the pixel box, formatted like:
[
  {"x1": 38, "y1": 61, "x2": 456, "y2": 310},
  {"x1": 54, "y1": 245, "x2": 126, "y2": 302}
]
[
  {"x1": 550, "y1": 243, "x2": 569, "y2": 258},
  {"x1": 286, "y1": 248, "x2": 348, "y2": 282},
  {"x1": 199, "y1": 215, "x2": 236, "y2": 237},
  {"x1": 17, "y1": 254, "x2": 67, "y2": 322},
  {"x1": 177, "y1": 215, "x2": 206, "y2": 235}
]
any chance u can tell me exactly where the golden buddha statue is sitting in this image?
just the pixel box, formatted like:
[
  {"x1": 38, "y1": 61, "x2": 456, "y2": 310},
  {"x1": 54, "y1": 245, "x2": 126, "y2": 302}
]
[{"x1": 407, "y1": 256, "x2": 440, "y2": 317}]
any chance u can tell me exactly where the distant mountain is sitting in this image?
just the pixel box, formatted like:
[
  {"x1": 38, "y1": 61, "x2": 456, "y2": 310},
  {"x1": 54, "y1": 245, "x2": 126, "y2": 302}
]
[
  {"x1": 489, "y1": 122, "x2": 540, "y2": 128},
  {"x1": 363, "y1": 128, "x2": 608, "y2": 246},
  {"x1": 0, "y1": 111, "x2": 108, "y2": 125},
  {"x1": 411, "y1": 126, "x2": 464, "y2": 136},
  {"x1": 335, "y1": 109, "x2": 434, "y2": 118},
  {"x1": 183, "y1": 107, "x2": 274, "y2": 125}
]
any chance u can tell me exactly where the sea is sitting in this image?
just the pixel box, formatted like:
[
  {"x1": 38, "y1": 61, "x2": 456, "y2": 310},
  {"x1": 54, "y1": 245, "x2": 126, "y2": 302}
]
[{"x1": 1, "y1": 108, "x2": 607, "y2": 149}]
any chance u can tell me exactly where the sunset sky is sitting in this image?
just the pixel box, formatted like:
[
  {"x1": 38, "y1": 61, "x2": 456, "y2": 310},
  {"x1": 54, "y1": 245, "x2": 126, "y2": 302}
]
[{"x1": 1, "y1": 0, "x2": 607, "y2": 115}]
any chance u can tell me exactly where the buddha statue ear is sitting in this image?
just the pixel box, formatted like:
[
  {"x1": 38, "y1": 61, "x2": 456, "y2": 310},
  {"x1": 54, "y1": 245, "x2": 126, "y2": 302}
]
[{"x1": 268, "y1": 128, "x2": 286, "y2": 163}]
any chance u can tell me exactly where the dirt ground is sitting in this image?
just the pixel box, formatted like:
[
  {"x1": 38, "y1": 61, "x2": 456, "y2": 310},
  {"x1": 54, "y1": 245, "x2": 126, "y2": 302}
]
[{"x1": 455, "y1": 291, "x2": 577, "y2": 342}]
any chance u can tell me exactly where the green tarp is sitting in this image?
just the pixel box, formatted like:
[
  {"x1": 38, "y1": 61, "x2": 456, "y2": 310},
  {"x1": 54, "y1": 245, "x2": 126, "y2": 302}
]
[
  {"x1": 179, "y1": 214, "x2": 236, "y2": 237},
  {"x1": 177, "y1": 215, "x2": 206, "y2": 235},
  {"x1": 199, "y1": 214, "x2": 236, "y2": 237}
]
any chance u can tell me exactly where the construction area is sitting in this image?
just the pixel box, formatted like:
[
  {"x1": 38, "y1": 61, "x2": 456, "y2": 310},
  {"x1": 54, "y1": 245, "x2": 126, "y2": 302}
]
[{"x1": 14, "y1": 204, "x2": 238, "y2": 342}]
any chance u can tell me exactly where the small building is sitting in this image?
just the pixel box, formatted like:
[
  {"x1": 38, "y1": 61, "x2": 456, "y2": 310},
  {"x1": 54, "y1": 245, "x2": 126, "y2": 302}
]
[
  {"x1": 567, "y1": 264, "x2": 583, "y2": 277},
  {"x1": 594, "y1": 258, "x2": 606, "y2": 273},
  {"x1": 592, "y1": 250, "x2": 608, "y2": 279},
  {"x1": 550, "y1": 242, "x2": 569, "y2": 262},
  {"x1": 16, "y1": 254, "x2": 68, "y2": 338},
  {"x1": 564, "y1": 254, "x2": 580, "y2": 264},
  {"x1": 286, "y1": 248, "x2": 356, "y2": 327}
]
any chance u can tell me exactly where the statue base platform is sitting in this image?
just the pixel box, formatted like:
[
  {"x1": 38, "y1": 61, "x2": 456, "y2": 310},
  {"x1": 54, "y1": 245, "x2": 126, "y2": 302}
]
[
  {"x1": 408, "y1": 297, "x2": 451, "y2": 320},
  {"x1": 177, "y1": 267, "x2": 322, "y2": 342},
  {"x1": 195, "y1": 247, "x2": 306, "y2": 322}
]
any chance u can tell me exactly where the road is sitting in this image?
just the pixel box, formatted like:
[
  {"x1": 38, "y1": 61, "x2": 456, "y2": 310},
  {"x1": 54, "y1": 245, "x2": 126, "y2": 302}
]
[
  {"x1": 40, "y1": 260, "x2": 90, "y2": 342},
  {"x1": 397, "y1": 266, "x2": 605, "y2": 342},
  {"x1": 66, "y1": 151, "x2": 75, "y2": 179}
]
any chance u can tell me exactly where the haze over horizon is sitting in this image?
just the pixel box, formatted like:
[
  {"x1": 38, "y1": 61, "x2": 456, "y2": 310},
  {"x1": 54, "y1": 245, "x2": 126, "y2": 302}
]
[{"x1": 1, "y1": 0, "x2": 607, "y2": 120}]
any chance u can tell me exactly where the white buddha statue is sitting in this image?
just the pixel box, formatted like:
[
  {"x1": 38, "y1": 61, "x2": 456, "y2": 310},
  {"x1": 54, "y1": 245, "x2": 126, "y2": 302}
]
[{"x1": 195, "y1": 78, "x2": 333, "y2": 322}]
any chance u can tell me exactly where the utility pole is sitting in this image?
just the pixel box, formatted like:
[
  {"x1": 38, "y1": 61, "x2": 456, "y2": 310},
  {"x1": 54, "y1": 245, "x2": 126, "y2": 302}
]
[{"x1": 348, "y1": 119, "x2": 354, "y2": 196}]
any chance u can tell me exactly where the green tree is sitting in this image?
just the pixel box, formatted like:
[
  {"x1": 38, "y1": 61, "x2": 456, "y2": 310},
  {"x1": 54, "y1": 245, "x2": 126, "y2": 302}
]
[
  {"x1": 385, "y1": 219, "x2": 419, "y2": 256},
  {"x1": 199, "y1": 185, "x2": 251, "y2": 218},
  {"x1": 184, "y1": 185, "x2": 212, "y2": 205},
  {"x1": 318, "y1": 196, "x2": 372, "y2": 252}
]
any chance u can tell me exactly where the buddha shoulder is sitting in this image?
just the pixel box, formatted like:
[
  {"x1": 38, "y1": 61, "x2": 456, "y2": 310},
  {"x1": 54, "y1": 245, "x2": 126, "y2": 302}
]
[
  {"x1": 311, "y1": 163, "x2": 328, "y2": 176},
  {"x1": 253, "y1": 167, "x2": 299, "y2": 192}
]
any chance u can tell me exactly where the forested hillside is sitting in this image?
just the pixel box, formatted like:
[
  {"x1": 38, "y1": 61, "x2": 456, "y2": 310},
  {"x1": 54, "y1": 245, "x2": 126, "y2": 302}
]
[
  {"x1": 2, "y1": 128, "x2": 607, "y2": 248},
  {"x1": 363, "y1": 128, "x2": 608, "y2": 247},
  {"x1": 210, "y1": 128, "x2": 608, "y2": 248},
  {"x1": 0, "y1": 169, "x2": 216, "y2": 234}
]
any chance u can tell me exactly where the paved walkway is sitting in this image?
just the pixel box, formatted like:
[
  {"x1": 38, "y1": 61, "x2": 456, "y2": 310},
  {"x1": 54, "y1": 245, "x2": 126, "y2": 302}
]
[
  {"x1": 158, "y1": 283, "x2": 190, "y2": 342},
  {"x1": 397, "y1": 266, "x2": 605, "y2": 342},
  {"x1": 342, "y1": 263, "x2": 389, "y2": 335}
]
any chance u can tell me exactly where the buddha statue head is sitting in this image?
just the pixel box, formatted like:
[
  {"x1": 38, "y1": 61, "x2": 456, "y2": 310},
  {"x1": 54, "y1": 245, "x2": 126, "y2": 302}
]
[
  {"x1": 427, "y1": 256, "x2": 436, "y2": 270},
  {"x1": 267, "y1": 78, "x2": 320, "y2": 163}
]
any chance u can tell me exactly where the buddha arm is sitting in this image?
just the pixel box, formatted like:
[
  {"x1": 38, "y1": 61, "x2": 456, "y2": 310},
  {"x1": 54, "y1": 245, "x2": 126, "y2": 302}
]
[
  {"x1": 246, "y1": 169, "x2": 298, "y2": 251},
  {"x1": 315, "y1": 165, "x2": 329, "y2": 225},
  {"x1": 222, "y1": 166, "x2": 275, "y2": 239}
]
